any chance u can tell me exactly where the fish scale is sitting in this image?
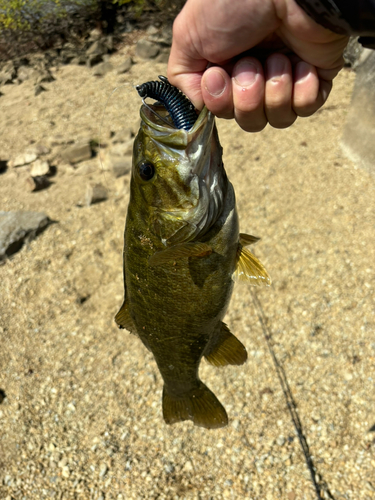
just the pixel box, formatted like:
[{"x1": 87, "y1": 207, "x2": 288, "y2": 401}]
[{"x1": 115, "y1": 81, "x2": 271, "y2": 429}]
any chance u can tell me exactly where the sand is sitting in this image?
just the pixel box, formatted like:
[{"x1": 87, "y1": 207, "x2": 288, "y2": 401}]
[{"x1": 0, "y1": 39, "x2": 374, "y2": 500}]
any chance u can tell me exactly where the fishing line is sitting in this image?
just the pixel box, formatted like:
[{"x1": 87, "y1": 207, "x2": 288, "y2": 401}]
[{"x1": 250, "y1": 290, "x2": 336, "y2": 500}]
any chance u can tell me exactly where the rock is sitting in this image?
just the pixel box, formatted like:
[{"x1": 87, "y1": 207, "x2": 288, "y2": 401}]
[
  {"x1": 26, "y1": 175, "x2": 51, "y2": 192},
  {"x1": 71, "y1": 55, "x2": 86, "y2": 66},
  {"x1": 61, "y1": 142, "x2": 92, "y2": 164},
  {"x1": 9, "y1": 152, "x2": 38, "y2": 168},
  {"x1": 111, "y1": 157, "x2": 132, "y2": 178},
  {"x1": 146, "y1": 25, "x2": 159, "y2": 36},
  {"x1": 341, "y1": 49, "x2": 375, "y2": 174},
  {"x1": 0, "y1": 211, "x2": 51, "y2": 260},
  {"x1": 86, "y1": 54, "x2": 103, "y2": 68},
  {"x1": 28, "y1": 143, "x2": 51, "y2": 156},
  {"x1": 86, "y1": 40, "x2": 107, "y2": 57},
  {"x1": 86, "y1": 183, "x2": 108, "y2": 206},
  {"x1": 60, "y1": 50, "x2": 76, "y2": 65},
  {"x1": 116, "y1": 57, "x2": 132, "y2": 74},
  {"x1": 112, "y1": 128, "x2": 133, "y2": 144},
  {"x1": 135, "y1": 39, "x2": 160, "y2": 60},
  {"x1": 155, "y1": 49, "x2": 170, "y2": 64},
  {"x1": 34, "y1": 84, "x2": 46, "y2": 96},
  {"x1": 17, "y1": 65, "x2": 34, "y2": 83},
  {"x1": 33, "y1": 70, "x2": 54, "y2": 85},
  {"x1": 110, "y1": 140, "x2": 134, "y2": 156},
  {"x1": 0, "y1": 71, "x2": 15, "y2": 85},
  {"x1": 30, "y1": 159, "x2": 50, "y2": 177},
  {"x1": 105, "y1": 35, "x2": 114, "y2": 52},
  {"x1": 92, "y1": 62, "x2": 113, "y2": 76}
]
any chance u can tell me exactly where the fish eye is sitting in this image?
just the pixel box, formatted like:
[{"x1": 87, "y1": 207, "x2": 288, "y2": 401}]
[{"x1": 138, "y1": 161, "x2": 155, "y2": 181}]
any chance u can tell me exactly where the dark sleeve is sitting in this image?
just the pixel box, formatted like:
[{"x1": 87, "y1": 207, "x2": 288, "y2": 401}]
[{"x1": 295, "y1": 0, "x2": 375, "y2": 49}]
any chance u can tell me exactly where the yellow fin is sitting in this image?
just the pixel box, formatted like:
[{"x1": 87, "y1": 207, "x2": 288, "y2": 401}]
[
  {"x1": 239, "y1": 233, "x2": 260, "y2": 246},
  {"x1": 204, "y1": 323, "x2": 247, "y2": 366},
  {"x1": 114, "y1": 300, "x2": 136, "y2": 333},
  {"x1": 149, "y1": 242, "x2": 212, "y2": 266},
  {"x1": 233, "y1": 244, "x2": 271, "y2": 286},
  {"x1": 162, "y1": 382, "x2": 228, "y2": 429}
]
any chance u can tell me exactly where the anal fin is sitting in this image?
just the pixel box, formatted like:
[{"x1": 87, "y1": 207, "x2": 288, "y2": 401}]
[
  {"x1": 204, "y1": 322, "x2": 247, "y2": 367},
  {"x1": 115, "y1": 300, "x2": 136, "y2": 334},
  {"x1": 162, "y1": 382, "x2": 228, "y2": 429}
]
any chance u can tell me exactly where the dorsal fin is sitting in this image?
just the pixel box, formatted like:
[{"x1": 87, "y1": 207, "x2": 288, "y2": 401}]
[{"x1": 239, "y1": 233, "x2": 260, "y2": 246}]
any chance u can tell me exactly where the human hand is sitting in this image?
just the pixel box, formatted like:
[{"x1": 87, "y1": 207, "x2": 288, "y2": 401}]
[{"x1": 167, "y1": 0, "x2": 349, "y2": 131}]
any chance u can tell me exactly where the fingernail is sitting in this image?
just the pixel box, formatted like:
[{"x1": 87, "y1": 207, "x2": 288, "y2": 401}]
[
  {"x1": 204, "y1": 70, "x2": 226, "y2": 97},
  {"x1": 233, "y1": 61, "x2": 257, "y2": 87},
  {"x1": 268, "y1": 57, "x2": 287, "y2": 83},
  {"x1": 295, "y1": 62, "x2": 311, "y2": 83}
]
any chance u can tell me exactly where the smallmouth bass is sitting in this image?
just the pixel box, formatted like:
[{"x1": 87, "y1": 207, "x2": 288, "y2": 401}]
[{"x1": 115, "y1": 77, "x2": 271, "y2": 429}]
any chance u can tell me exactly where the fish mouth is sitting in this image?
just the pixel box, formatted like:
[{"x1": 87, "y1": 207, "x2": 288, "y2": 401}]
[
  {"x1": 140, "y1": 104, "x2": 218, "y2": 179},
  {"x1": 139, "y1": 103, "x2": 227, "y2": 245}
]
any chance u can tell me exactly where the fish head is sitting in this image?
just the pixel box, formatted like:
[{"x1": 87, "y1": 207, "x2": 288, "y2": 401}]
[{"x1": 131, "y1": 103, "x2": 227, "y2": 246}]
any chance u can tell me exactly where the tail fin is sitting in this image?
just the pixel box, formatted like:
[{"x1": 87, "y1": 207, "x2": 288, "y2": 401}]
[{"x1": 162, "y1": 382, "x2": 228, "y2": 429}]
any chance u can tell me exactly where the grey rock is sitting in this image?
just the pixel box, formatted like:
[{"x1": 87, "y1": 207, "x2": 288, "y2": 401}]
[
  {"x1": 136, "y1": 39, "x2": 159, "y2": 60},
  {"x1": 116, "y1": 57, "x2": 132, "y2": 74},
  {"x1": 33, "y1": 70, "x2": 54, "y2": 85},
  {"x1": 146, "y1": 25, "x2": 159, "y2": 35},
  {"x1": 86, "y1": 53, "x2": 103, "y2": 68},
  {"x1": 71, "y1": 55, "x2": 86, "y2": 66},
  {"x1": 86, "y1": 40, "x2": 107, "y2": 57},
  {"x1": 0, "y1": 211, "x2": 51, "y2": 260},
  {"x1": 112, "y1": 158, "x2": 132, "y2": 178},
  {"x1": 86, "y1": 183, "x2": 108, "y2": 206},
  {"x1": 92, "y1": 62, "x2": 113, "y2": 76},
  {"x1": 155, "y1": 49, "x2": 170, "y2": 64},
  {"x1": 341, "y1": 49, "x2": 375, "y2": 174},
  {"x1": 0, "y1": 71, "x2": 15, "y2": 85},
  {"x1": 60, "y1": 50, "x2": 76, "y2": 65},
  {"x1": 112, "y1": 128, "x2": 132, "y2": 144},
  {"x1": 34, "y1": 84, "x2": 46, "y2": 96},
  {"x1": 61, "y1": 142, "x2": 92, "y2": 164},
  {"x1": 17, "y1": 65, "x2": 34, "y2": 83},
  {"x1": 105, "y1": 35, "x2": 114, "y2": 52}
]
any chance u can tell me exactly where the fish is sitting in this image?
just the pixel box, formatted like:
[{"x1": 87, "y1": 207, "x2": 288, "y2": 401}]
[{"x1": 115, "y1": 77, "x2": 271, "y2": 429}]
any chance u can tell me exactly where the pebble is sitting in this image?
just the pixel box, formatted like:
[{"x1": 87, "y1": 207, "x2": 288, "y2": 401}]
[
  {"x1": 99, "y1": 463, "x2": 108, "y2": 477},
  {"x1": 26, "y1": 175, "x2": 51, "y2": 192},
  {"x1": 135, "y1": 39, "x2": 160, "y2": 60},
  {"x1": 276, "y1": 435, "x2": 286, "y2": 446},
  {"x1": 116, "y1": 57, "x2": 132, "y2": 74},
  {"x1": 61, "y1": 141, "x2": 92, "y2": 164},
  {"x1": 30, "y1": 159, "x2": 50, "y2": 177},
  {"x1": 86, "y1": 183, "x2": 108, "y2": 206},
  {"x1": 10, "y1": 151, "x2": 37, "y2": 168}
]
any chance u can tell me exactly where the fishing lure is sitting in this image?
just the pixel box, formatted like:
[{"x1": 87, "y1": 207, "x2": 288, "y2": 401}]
[{"x1": 136, "y1": 75, "x2": 197, "y2": 131}]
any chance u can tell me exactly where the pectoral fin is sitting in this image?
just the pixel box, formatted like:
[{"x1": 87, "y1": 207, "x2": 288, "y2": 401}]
[
  {"x1": 115, "y1": 300, "x2": 136, "y2": 334},
  {"x1": 204, "y1": 322, "x2": 247, "y2": 366},
  {"x1": 233, "y1": 243, "x2": 271, "y2": 286},
  {"x1": 149, "y1": 242, "x2": 212, "y2": 266}
]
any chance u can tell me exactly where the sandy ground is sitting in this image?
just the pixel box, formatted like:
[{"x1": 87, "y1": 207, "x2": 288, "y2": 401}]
[{"x1": 0, "y1": 39, "x2": 374, "y2": 500}]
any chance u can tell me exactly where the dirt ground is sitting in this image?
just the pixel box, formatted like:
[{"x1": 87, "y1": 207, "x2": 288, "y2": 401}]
[{"x1": 0, "y1": 39, "x2": 374, "y2": 500}]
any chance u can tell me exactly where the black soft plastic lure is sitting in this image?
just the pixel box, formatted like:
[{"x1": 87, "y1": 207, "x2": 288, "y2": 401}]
[{"x1": 136, "y1": 75, "x2": 197, "y2": 131}]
